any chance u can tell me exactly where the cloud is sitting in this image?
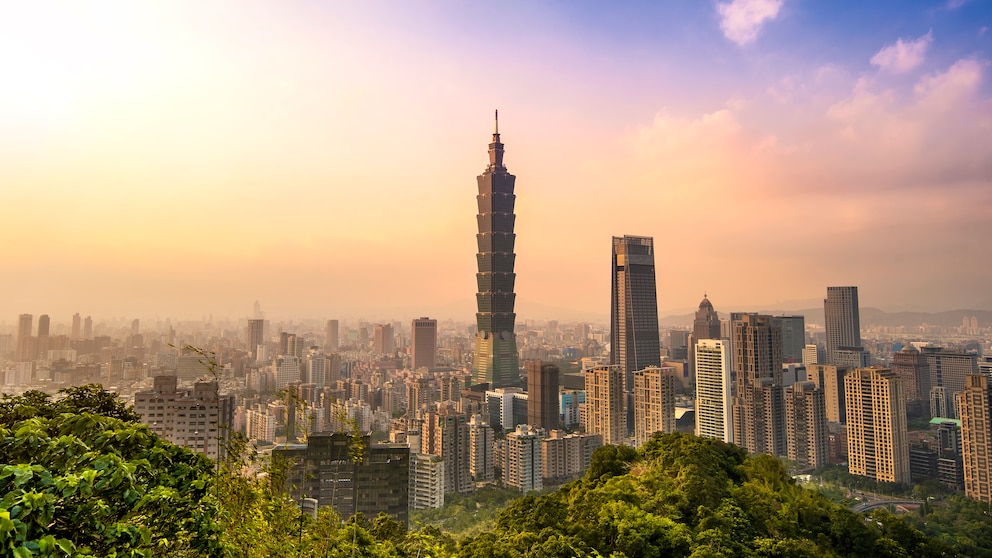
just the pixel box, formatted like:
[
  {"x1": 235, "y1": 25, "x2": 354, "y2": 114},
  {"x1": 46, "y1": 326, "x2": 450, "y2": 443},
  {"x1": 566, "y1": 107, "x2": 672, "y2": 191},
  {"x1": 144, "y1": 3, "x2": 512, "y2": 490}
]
[
  {"x1": 716, "y1": 0, "x2": 784, "y2": 46},
  {"x1": 870, "y1": 32, "x2": 933, "y2": 73}
]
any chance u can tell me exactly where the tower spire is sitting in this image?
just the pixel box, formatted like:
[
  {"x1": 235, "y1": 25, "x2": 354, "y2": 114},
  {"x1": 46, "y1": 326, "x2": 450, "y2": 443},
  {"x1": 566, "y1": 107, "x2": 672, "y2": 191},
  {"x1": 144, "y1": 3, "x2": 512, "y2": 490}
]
[{"x1": 495, "y1": 109, "x2": 499, "y2": 134}]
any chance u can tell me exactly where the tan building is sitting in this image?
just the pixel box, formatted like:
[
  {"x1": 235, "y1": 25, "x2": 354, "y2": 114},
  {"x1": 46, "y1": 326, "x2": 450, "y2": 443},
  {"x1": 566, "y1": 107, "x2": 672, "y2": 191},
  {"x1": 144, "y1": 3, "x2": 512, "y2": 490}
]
[
  {"x1": 503, "y1": 424, "x2": 544, "y2": 492},
  {"x1": 731, "y1": 314, "x2": 786, "y2": 458},
  {"x1": 844, "y1": 366, "x2": 910, "y2": 483},
  {"x1": 420, "y1": 403, "x2": 473, "y2": 494},
  {"x1": 633, "y1": 366, "x2": 676, "y2": 447},
  {"x1": 959, "y1": 375, "x2": 992, "y2": 504},
  {"x1": 581, "y1": 365, "x2": 627, "y2": 446},
  {"x1": 542, "y1": 430, "x2": 602, "y2": 485},
  {"x1": 468, "y1": 414, "x2": 495, "y2": 483},
  {"x1": 134, "y1": 375, "x2": 234, "y2": 460},
  {"x1": 784, "y1": 381, "x2": 828, "y2": 470},
  {"x1": 411, "y1": 317, "x2": 437, "y2": 370},
  {"x1": 807, "y1": 364, "x2": 848, "y2": 424}
]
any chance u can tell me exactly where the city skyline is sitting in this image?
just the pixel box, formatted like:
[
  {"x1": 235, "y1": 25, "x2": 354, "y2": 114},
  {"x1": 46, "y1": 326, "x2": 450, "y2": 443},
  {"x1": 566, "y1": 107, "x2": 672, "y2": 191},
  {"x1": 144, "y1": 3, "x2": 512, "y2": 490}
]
[{"x1": 3, "y1": 1, "x2": 992, "y2": 322}]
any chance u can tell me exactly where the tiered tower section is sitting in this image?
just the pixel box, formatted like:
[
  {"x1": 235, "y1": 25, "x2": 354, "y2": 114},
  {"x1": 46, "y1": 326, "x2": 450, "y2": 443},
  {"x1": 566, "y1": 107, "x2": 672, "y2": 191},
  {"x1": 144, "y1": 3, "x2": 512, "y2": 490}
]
[{"x1": 472, "y1": 111, "x2": 519, "y2": 388}]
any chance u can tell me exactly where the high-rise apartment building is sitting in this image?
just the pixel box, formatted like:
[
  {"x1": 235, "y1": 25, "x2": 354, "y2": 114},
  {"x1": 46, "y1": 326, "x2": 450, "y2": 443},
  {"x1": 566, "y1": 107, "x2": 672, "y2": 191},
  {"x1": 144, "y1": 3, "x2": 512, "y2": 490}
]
[
  {"x1": 633, "y1": 366, "x2": 676, "y2": 447},
  {"x1": 541, "y1": 430, "x2": 602, "y2": 485},
  {"x1": 611, "y1": 236, "x2": 661, "y2": 392},
  {"x1": 807, "y1": 364, "x2": 848, "y2": 424},
  {"x1": 824, "y1": 286, "x2": 862, "y2": 365},
  {"x1": 36, "y1": 314, "x2": 50, "y2": 359},
  {"x1": 581, "y1": 365, "x2": 627, "y2": 446},
  {"x1": 411, "y1": 317, "x2": 437, "y2": 370},
  {"x1": 325, "y1": 319, "x2": 339, "y2": 352},
  {"x1": 526, "y1": 361, "x2": 559, "y2": 431},
  {"x1": 373, "y1": 324, "x2": 394, "y2": 355},
  {"x1": 845, "y1": 366, "x2": 910, "y2": 483},
  {"x1": 732, "y1": 314, "x2": 786, "y2": 458},
  {"x1": 71, "y1": 313, "x2": 81, "y2": 339},
  {"x1": 784, "y1": 381, "x2": 828, "y2": 470},
  {"x1": 694, "y1": 338, "x2": 733, "y2": 443},
  {"x1": 83, "y1": 316, "x2": 93, "y2": 340},
  {"x1": 801, "y1": 344, "x2": 823, "y2": 367},
  {"x1": 472, "y1": 113, "x2": 520, "y2": 389},
  {"x1": 16, "y1": 314, "x2": 32, "y2": 361},
  {"x1": 468, "y1": 414, "x2": 495, "y2": 483},
  {"x1": 247, "y1": 318, "x2": 265, "y2": 362},
  {"x1": 133, "y1": 375, "x2": 235, "y2": 460},
  {"x1": 503, "y1": 424, "x2": 544, "y2": 492},
  {"x1": 959, "y1": 375, "x2": 992, "y2": 505},
  {"x1": 421, "y1": 404, "x2": 473, "y2": 494}
]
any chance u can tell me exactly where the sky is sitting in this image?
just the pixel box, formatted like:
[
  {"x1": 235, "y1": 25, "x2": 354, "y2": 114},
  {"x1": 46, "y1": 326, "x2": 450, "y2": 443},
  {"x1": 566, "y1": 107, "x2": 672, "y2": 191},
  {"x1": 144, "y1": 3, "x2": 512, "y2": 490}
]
[{"x1": 2, "y1": 0, "x2": 991, "y2": 325}]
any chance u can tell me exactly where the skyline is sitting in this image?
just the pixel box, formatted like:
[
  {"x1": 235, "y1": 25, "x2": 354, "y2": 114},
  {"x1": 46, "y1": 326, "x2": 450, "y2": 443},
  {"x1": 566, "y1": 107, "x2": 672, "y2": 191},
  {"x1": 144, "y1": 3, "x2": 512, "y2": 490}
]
[{"x1": 3, "y1": 1, "x2": 992, "y2": 322}]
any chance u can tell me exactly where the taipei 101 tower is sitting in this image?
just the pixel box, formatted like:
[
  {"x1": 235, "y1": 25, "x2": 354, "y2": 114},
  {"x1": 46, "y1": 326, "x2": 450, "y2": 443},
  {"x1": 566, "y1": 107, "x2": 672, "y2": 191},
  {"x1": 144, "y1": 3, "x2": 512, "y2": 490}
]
[{"x1": 472, "y1": 111, "x2": 520, "y2": 388}]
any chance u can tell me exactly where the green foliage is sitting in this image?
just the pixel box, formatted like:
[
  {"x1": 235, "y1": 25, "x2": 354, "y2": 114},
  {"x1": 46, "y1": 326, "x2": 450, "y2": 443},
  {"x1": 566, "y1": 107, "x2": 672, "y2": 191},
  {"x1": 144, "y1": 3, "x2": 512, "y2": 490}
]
[{"x1": 412, "y1": 486, "x2": 525, "y2": 538}]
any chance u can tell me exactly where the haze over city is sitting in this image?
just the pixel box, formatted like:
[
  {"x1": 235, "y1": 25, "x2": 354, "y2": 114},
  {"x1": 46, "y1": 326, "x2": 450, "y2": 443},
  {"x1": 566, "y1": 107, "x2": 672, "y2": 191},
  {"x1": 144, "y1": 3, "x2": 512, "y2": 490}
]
[{"x1": 2, "y1": 0, "x2": 991, "y2": 323}]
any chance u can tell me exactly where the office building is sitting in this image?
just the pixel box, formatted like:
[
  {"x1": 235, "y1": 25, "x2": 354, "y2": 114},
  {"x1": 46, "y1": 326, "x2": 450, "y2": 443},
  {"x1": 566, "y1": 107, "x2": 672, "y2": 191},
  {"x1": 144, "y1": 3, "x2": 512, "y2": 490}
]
[
  {"x1": 134, "y1": 375, "x2": 235, "y2": 460},
  {"x1": 731, "y1": 314, "x2": 786, "y2": 458},
  {"x1": 784, "y1": 381, "x2": 828, "y2": 470},
  {"x1": 247, "y1": 318, "x2": 265, "y2": 362},
  {"x1": 373, "y1": 324, "x2": 394, "y2": 355},
  {"x1": 325, "y1": 319, "x2": 339, "y2": 352},
  {"x1": 71, "y1": 313, "x2": 81, "y2": 339},
  {"x1": 276, "y1": 434, "x2": 410, "y2": 526},
  {"x1": 923, "y1": 347, "x2": 979, "y2": 419},
  {"x1": 824, "y1": 286, "x2": 862, "y2": 365},
  {"x1": 472, "y1": 112, "x2": 520, "y2": 388},
  {"x1": 694, "y1": 338, "x2": 733, "y2": 443},
  {"x1": 611, "y1": 235, "x2": 661, "y2": 388},
  {"x1": 503, "y1": 424, "x2": 544, "y2": 492},
  {"x1": 834, "y1": 347, "x2": 871, "y2": 369},
  {"x1": 36, "y1": 314, "x2": 50, "y2": 359},
  {"x1": 526, "y1": 361, "x2": 560, "y2": 431},
  {"x1": 16, "y1": 314, "x2": 32, "y2": 361},
  {"x1": 892, "y1": 345, "x2": 930, "y2": 405},
  {"x1": 845, "y1": 366, "x2": 910, "y2": 483},
  {"x1": 774, "y1": 315, "x2": 805, "y2": 363},
  {"x1": 693, "y1": 295, "x2": 721, "y2": 341},
  {"x1": 633, "y1": 366, "x2": 677, "y2": 447},
  {"x1": 802, "y1": 344, "x2": 823, "y2": 367},
  {"x1": 581, "y1": 365, "x2": 627, "y2": 446},
  {"x1": 959, "y1": 375, "x2": 992, "y2": 505},
  {"x1": 83, "y1": 316, "x2": 92, "y2": 340},
  {"x1": 411, "y1": 317, "x2": 438, "y2": 370}
]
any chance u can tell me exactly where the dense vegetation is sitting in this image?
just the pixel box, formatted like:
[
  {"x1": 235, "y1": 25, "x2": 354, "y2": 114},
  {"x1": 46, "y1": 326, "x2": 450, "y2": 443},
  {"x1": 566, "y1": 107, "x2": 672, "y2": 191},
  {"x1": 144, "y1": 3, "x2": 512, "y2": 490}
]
[{"x1": 3, "y1": 386, "x2": 990, "y2": 557}]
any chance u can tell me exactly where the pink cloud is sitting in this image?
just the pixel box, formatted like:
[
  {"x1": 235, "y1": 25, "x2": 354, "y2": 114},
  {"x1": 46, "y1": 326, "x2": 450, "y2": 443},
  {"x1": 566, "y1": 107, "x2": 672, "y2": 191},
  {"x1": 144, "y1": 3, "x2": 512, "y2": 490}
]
[{"x1": 870, "y1": 32, "x2": 933, "y2": 73}]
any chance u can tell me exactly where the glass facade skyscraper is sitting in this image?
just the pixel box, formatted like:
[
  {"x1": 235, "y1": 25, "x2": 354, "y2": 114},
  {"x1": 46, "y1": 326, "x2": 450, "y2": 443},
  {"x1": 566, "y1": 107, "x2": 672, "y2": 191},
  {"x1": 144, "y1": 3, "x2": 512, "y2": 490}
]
[
  {"x1": 610, "y1": 235, "x2": 661, "y2": 386},
  {"x1": 472, "y1": 112, "x2": 519, "y2": 388}
]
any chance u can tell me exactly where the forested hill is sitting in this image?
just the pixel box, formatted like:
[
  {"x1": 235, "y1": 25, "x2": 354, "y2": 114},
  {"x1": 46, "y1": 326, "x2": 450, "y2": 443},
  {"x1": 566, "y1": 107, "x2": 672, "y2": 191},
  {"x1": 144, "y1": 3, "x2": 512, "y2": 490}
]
[{"x1": 1, "y1": 387, "x2": 986, "y2": 557}]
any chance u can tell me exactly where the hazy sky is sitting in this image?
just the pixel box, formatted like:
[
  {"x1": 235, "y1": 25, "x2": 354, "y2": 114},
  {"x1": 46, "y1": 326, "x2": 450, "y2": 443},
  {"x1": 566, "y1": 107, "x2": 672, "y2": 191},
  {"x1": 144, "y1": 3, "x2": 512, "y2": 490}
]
[{"x1": 2, "y1": 0, "x2": 991, "y2": 325}]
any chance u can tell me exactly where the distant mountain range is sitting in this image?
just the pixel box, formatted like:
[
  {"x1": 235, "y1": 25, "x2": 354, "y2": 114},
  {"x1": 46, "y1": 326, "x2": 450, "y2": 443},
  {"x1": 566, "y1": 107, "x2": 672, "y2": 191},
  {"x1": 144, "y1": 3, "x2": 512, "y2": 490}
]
[{"x1": 660, "y1": 308, "x2": 992, "y2": 329}]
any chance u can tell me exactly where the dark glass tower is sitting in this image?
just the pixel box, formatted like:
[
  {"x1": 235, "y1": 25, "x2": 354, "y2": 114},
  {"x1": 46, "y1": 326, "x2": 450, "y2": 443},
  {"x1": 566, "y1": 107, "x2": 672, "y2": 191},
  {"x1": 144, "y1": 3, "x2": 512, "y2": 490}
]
[
  {"x1": 611, "y1": 235, "x2": 661, "y2": 383},
  {"x1": 472, "y1": 111, "x2": 520, "y2": 388}
]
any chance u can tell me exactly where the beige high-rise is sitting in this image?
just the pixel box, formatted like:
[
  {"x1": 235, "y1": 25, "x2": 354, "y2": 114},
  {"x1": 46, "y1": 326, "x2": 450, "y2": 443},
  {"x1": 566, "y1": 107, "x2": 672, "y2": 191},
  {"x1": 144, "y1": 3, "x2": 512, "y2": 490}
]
[
  {"x1": 633, "y1": 366, "x2": 676, "y2": 447},
  {"x1": 582, "y1": 365, "x2": 626, "y2": 446},
  {"x1": 959, "y1": 375, "x2": 992, "y2": 504},
  {"x1": 784, "y1": 381, "x2": 828, "y2": 470},
  {"x1": 807, "y1": 364, "x2": 847, "y2": 424},
  {"x1": 844, "y1": 366, "x2": 910, "y2": 483}
]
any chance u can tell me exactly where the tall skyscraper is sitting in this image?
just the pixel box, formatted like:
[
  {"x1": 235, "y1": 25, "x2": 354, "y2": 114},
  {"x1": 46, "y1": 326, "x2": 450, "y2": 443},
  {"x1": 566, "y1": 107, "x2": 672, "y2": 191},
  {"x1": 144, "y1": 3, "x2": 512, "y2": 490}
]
[
  {"x1": 923, "y1": 347, "x2": 979, "y2": 419},
  {"x1": 611, "y1": 236, "x2": 661, "y2": 385},
  {"x1": 807, "y1": 364, "x2": 848, "y2": 424},
  {"x1": 731, "y1": 314, "x2": 786, "y2": 458},
  {"x1": 959, "y1": 375, "x2": 992, "y2": 505},
  {"x1": 472, "y1": 112, "x2": 520, "y2": 388},
  {"x1": 633, "y1": 366, "x2": 676, "y2": 447},
  {"x1": 694, "y1": 338, "x2": 733, "y2": 443},
  {"x1": 373, "y1": 324, "x2": 394, "y2": 355},
  {"x1": 892, "y1": 345, "x2": 930, "y2": 406},
  {"x1": 325, "y1": 319, "x2": 339, "y2": 352},
  {"x1": 36, "y1": 314, "x2": 50, "y2": 359},
  {"x1": 83, "y1": 316, "x2": 93, "y2": 339},
  {"x1": 582, "y1": 365, "x2": 627, "y2": 446},
  {"x1": 71, "y1": 313, "x2": 81, "y2": 340},
  {"x1": 421, "y1": 404, "x2": 473, "y2": 494},
  {"x1": 824, "y1": 286, "x2": 862, "y2": 365},
  {"x1": 16, "y1": 314, "x2": 32, "y2": 361},
  {"x1": 845, "y1": 366, "x2": 910, "y2": 483},
  {"x1": 774, "y1": 315, "x2": 805, "y2": 363},
  {"x1": 526, "y1": 361, "x2": 559, "y2": 431},
  {"x1": 411, "y1": 317, "x2": 438, "y2": 370},
  {"x1": 247, "y1": 318, "x2": 265, "y2": 362}
]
